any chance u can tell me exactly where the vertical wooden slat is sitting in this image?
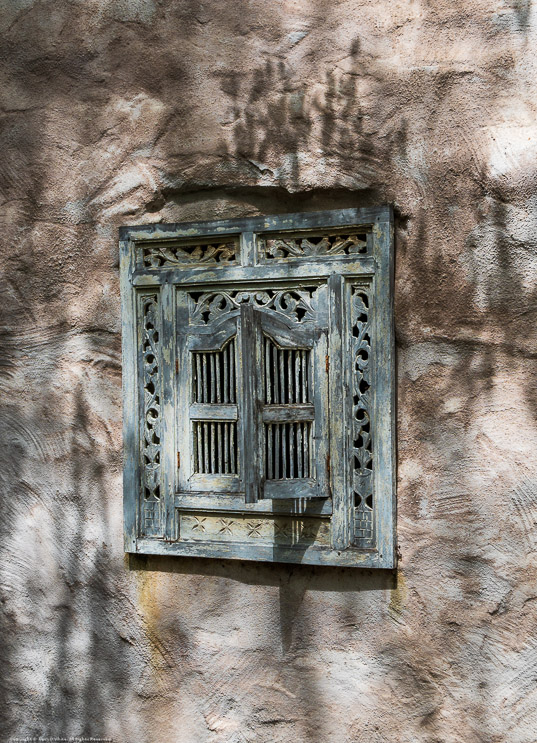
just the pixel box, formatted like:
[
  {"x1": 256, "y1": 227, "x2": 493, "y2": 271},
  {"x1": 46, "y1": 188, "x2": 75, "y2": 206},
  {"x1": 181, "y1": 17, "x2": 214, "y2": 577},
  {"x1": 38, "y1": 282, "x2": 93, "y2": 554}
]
[
  {"x1": 216, "y1": 352, "x2": 222, "y2": 403},
  {"x1": 282, "y1": 423, "x2": 287, "y2": 478},
  {"x1": 270, "y1": 343, "x2": 280, "y2": 405},
  {"x1": 272, "y1": 342, "x2": 276, "y2": 404},
  {"x1": 219, "y1": 422, "x2": 222, "y2": 473},
  {"x1": 267, "y1": 424, "x2": 273, "y2": 479},
  {"x1": 301, "y1": 422, "x2": 305, "y2": 477},
  {"x1": 224, "y1": 422, "x2": 229, "y2": 474},
  {"x1": 289, "y1": 423, "x2": 295, "y2": 478},
  {"x1": 194, "y1": 421, "x2": 199, "y2": 472},
  {"x1": 231, "y1": 340, "x2": 235, "y2": 404},
  {"x1": 265, "y1": 337, "x2": 271, "y2": 403},
  {"x1": 223, "y1": 343, "x2": 229, "y2": 404},
  {"x1": 228, "y1": 422, "x2": 232, "y2": 475},
  {"x1": 275, "y1": 423, "x2": 280, "y2": 479},
  {"x1": 199, "y1": 422, "x2": 203, "y2": 473},
  {"x1": 304, "y1": 422, "x2": 307, "y2": 477},
  {"x1": 305, "y1": 422, "x2": 310, "y2": 477},
  {"x1": 212, "y1": 423, "x2": 219, "y2": 475},
  {"x1": 296, "y1": 423, "x2": 300, "y2": 477},
  {"x1": 230, "y1": 421, "x2": 236, "y2": 474},
  {"x1": 205, "y1": 422, "x2": 210, "y2": 474},
  {"x1": 230, "y1": 339, "x2": 235, "y2": 403},
  {"x1": 272, "y1": 345, "x2": 276, "y2": 403},
  {"x1": 301, "y1": 350, "x2": 306, "y2": 403},
  {"x1": 193, "y1": 422, "x2": 197, "y2": 472},
  {"x1": 287, "y1": 350, "x2": 293, "y2": 404},
  {"x1": 294, "y1": 350, "x2": 300, "y2": 405},
  {"x1": 210, "y1": 354, "x2": 216, "y2": 403},
  {"x1": 210, "y1": 422, "x2": 216, "y2": 473},
  {"x1": 279, "y1": 347, "x2": 285, "y2": 405},
  {"x1": 202, "y1": 354, "x2": 207, "y2": 404},
  {"x1": 203, "y1": 421, "x2": 209, "y2": 473}
]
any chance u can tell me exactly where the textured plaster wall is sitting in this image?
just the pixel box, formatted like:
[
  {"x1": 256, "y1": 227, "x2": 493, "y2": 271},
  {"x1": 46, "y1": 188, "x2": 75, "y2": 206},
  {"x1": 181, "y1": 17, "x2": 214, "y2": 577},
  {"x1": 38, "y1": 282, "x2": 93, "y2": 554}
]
[{"x1": 1, "y1": 1, "x2": 537, "y2": 742}]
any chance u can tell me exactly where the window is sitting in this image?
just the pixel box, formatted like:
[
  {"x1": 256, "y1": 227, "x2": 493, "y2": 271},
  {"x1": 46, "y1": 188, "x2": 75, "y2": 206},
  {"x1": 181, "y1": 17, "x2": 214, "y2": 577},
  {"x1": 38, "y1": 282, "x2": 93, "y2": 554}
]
[{"x1": 120, "y1": 207, "x2": 395, "y2": 568}]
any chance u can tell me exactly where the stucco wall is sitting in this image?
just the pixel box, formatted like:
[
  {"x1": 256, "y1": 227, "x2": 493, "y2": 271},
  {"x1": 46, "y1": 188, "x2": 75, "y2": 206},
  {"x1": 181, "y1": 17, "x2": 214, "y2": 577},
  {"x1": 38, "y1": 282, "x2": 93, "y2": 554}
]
[{"x1": 2, "y1": 1, "x2": 537, "y2": 741}]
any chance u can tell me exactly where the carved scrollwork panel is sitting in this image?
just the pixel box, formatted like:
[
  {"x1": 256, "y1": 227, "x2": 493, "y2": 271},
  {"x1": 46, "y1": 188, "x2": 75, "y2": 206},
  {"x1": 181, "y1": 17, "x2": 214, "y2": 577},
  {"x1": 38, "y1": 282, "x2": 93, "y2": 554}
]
[
  {"x1": 139, "y1": 293, "x2": 162, "y2": 536},
  {"x1": 351, "y1": 284, "x2": 374, "y2": 548},
  {"x1": 189, "y1": 287, "x2": 318, "y2": 325},
  {"x1": 142, "y1": 239, "x2": 237, "y2": 268},
  {"x1": 262, "y1": 233, "x2": 368, "y2": 261}
]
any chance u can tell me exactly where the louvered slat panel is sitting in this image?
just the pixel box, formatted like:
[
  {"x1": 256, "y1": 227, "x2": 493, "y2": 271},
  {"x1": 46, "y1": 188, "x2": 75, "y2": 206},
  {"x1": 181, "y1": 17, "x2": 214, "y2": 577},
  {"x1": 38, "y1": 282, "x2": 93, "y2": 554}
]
[
  {"x1": 264, "y1": 422, "x2": 311, "y2": 480},
  {"x1": 264, "y1": 338, "x2": 310, "y2": 404},
  {"x1": 193, "y1": 421, "x2": 238, "y2": 474},
  {"x1": 192, "y1": 338, "x2": 236, "y2": 404}
]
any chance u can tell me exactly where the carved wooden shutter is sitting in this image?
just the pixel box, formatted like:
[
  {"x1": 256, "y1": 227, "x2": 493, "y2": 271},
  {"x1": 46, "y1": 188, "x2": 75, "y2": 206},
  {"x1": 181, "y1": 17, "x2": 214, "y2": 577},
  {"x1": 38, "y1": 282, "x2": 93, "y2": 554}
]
[
  {"x1": 176, "y1": 286, "x2": 329, "y2": 503},
  {"x1": 256, "y1": 288, "x2": 329, "y2": 501},
  {"x1": 121, "y1": 207, "x2": 396, "y2": 568},
  {"x1": 176, "y1": 292, "x2": 241, "y2": 496}
]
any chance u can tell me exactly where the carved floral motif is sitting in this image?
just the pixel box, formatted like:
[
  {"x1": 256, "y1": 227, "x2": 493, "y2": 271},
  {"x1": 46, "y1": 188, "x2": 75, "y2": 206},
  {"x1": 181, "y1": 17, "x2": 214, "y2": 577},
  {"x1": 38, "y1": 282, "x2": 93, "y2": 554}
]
[
  {"x1": 264, "y1": 233, "x2": 368, "y2": 260},
  {"x1": 189, "y1": 516, "x2": 207, "y2": 533},
  {"x1": 142, "y1": 240, "x2": 237, "y2": 268},
  {"x1": 246, "y1": 521, "x2": 263, "y2": 537},
  {"x1": 217, "y1": 517, "x2": 235, "y2": 535},
  {"x1": 189, "y1": 288, "x2": 317, "y2": 325}
]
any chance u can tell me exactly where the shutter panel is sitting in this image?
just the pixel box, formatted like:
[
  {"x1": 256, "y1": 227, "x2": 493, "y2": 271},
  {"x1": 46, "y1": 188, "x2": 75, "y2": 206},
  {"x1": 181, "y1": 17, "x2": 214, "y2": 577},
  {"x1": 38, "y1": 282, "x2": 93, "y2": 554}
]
[
  {"x1": 176, "y1": 290, "x2": 241, "y2": 494},
  {"x1": 256, "y1": 285, "x2": 330, "y2": 500},
  {"x1": 177, "y1": 284, "x2": 330, "y2": 502}
]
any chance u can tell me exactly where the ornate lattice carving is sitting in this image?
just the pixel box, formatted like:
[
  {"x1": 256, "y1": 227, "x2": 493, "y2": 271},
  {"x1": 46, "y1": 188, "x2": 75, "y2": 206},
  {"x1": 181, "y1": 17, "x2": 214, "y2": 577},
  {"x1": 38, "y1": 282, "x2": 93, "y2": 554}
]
[
  {"x1": 189, "y1": 288, "x2": 317, "y2": 325},
  {"x1": 264, "y1": 233, "x2": 368, "y2": 260},
  {"x1": 141, "y1": 294, "x2": 161, "y2": 503},
  {"x1": 351, "y1": 284, "x2": 374, "y2": 548},
  {"x1": 142, "y1": 239, "x2": 237, "y2": 268},
  {"x1": 179, "y1": 513, "x2": 330, "y2": 545}
]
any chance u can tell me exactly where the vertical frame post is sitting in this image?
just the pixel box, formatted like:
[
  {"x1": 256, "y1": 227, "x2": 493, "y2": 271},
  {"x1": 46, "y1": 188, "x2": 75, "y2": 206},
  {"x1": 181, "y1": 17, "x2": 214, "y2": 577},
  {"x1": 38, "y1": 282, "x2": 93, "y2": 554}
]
[
  {"x1": 120, "y1": 232, "x2": 138, "y2": 552},
  {"x1": 372, "y1": 210, "x2": 396, "y2": 567},
  {"x1": 239, "y1": 303, "x2": 262, "y2": 503},
  {"x1": 161, "y1": 282, "x2": 177, "y2": 540},
  {"x1": 328, "y1": 273, "x2": 352, "y2": 550}
]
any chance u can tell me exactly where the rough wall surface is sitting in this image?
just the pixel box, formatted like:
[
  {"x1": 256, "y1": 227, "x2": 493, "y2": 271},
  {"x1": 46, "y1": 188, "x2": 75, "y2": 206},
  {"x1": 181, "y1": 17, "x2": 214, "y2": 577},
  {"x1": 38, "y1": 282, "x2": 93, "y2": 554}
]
[{"x1": 2, "y1": 1, "x2": 537, "y2": 741}]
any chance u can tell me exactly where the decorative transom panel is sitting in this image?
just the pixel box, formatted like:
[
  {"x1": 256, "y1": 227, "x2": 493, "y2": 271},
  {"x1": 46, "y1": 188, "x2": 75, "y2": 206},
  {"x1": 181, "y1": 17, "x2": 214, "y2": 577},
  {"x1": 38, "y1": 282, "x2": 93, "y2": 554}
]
[{"x1": 120, "y1": 207, "x2": 395, "y2": 568}]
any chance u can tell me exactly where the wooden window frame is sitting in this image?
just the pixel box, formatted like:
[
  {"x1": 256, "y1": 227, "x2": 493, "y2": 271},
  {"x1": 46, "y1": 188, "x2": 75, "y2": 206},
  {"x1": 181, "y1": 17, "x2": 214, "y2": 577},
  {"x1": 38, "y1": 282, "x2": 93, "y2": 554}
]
[{"x1": 120, "y1": 206, "x2": 396, "y2": 568}]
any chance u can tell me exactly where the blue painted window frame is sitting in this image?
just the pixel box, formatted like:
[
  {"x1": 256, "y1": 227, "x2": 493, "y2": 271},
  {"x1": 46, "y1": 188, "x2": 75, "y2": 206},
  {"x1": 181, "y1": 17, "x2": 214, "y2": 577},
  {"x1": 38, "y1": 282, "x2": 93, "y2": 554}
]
[{"x1": 120, "y1": 207, "x2": 396, "y2": 568}]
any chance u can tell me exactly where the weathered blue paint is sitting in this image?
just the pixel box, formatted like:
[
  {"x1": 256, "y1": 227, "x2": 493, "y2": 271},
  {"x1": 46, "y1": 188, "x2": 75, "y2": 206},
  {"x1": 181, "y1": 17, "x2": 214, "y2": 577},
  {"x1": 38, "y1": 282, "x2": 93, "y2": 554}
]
[{"x1": 120, "y1": 207, "x2": 395, "y2": 568}]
